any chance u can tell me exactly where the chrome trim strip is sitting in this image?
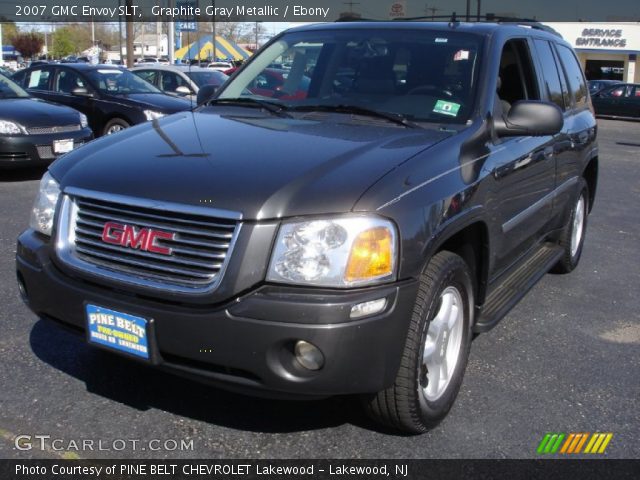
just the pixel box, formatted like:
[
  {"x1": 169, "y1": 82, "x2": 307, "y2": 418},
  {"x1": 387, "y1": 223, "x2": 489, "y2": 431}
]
[
  {"x1": 64, "y1": 187, "x2": 243, "y2": 221},
  {"x1": 55, "y1": 193, "x2": 243, "y2": 296},
  {"x1": 502, "y1": 177, "x2": 579, "y2": 234}
]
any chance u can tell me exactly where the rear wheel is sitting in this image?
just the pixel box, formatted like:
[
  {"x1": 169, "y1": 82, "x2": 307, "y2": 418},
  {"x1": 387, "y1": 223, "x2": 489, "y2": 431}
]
[
  {"x1": 363, "y1": 251, "x2": 474, "y2": 434},
  {"x1": 103, "y1": 118, "x2": 130, "y2": 136},
  {"x1": 552, "y1": 179, "x2": 589, "y2": 274}
]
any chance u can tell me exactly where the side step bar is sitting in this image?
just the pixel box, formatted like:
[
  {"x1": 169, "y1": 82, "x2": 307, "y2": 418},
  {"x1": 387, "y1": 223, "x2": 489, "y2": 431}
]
[{"x1": 474, "y1": 242, "x2": 564, "y2": 333}]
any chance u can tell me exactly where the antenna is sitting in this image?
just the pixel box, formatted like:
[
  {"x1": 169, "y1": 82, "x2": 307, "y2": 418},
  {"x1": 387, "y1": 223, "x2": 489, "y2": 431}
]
[{"x1": 343, "y1": 1, "x2": 360, "y2": 13}]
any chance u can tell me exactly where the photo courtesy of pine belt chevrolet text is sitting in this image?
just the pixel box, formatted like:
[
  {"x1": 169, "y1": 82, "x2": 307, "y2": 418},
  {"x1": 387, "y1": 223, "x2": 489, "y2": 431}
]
[{"x1": 16, "y1": 20, "x2": 598, "y2": 433}]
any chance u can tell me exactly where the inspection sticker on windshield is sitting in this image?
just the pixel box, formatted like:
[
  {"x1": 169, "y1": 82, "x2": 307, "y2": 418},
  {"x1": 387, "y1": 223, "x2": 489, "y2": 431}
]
[
  {"x1": 86, "y1": 304, "x2": 149, "y2": 359},
  {"x1": 433, "y1": 100, "x2": 461, "y2": 117}
]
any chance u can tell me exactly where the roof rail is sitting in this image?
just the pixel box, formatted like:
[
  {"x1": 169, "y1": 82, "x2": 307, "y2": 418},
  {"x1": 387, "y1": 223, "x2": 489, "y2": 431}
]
[{"x1": 389, "y1": 15, "x2": 563, "y2": 37}]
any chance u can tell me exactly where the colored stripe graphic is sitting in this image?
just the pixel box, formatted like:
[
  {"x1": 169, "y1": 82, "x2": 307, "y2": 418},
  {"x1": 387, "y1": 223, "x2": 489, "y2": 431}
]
[
  {"x1": 585, "y1": 433, "x2": 613, "y2": 454},
  {"x1": 538, "y1": 433, "x2": 613, "y2": 454},
  {"x1": 537, "y1": 433, "x2": 565, "y2": 454}
]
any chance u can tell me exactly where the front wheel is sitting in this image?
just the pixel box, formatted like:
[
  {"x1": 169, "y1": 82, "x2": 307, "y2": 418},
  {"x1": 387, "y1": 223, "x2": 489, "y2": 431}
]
[
  {"x1": 363, "y1": 251, "x2": 474, "y2": 434},
  {"x1": 103, "y1": 118, "x2": 130, "y2": 136}
]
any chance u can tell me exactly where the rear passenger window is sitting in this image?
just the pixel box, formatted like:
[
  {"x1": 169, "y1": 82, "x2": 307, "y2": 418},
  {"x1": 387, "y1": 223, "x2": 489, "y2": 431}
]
[
  {"x1": 533, "y1": 40, "x2": 564, "y2": 110},
  {"x1": 26, "y1": 69, "x2": 51, "y2": 90},
  {"x1": 556, "y1": 45, "x2": 588, "y2": 109},
  {"x1": 136, "y1": 70, "x2": 158, "y2": 85}
]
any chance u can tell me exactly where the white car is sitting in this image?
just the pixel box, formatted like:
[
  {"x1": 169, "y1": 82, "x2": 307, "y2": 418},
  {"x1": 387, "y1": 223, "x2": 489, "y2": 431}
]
[{"x1": 207, "y1": 62, "x2": 232, "y2": 71}]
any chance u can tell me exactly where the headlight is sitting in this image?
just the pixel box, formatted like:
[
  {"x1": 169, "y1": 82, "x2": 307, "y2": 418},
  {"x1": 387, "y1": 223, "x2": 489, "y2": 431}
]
[
  {"x1": 29, "y1": 172, "x2": 61, "y2": 236},
  {"x1": 0, "y1": 120, "x2": 25, "y2": 135},
  {"x1": 144, "y1": 110, "x2": 166, "y2": 121},
  {"x1": 79, "y1": 113, "x2": 88, "y2": 128},
  {"x1": 267, "y1": 216, "x2": 397, "y2": 287}
]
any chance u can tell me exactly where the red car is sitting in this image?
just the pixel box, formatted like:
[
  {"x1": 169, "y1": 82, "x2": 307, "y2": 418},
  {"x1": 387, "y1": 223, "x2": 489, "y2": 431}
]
[{"x1": 224, "y1": 67, "x2": 310, "y2": 100}]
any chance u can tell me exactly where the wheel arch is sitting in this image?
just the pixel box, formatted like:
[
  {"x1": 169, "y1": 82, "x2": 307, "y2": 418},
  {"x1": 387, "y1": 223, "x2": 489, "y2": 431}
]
[
  {"x1": 582, "y1": 155, "x2": 598, "y2": 213},
  {"x1": 424, "y1": 211, "x2": 491, "y2": 308}
]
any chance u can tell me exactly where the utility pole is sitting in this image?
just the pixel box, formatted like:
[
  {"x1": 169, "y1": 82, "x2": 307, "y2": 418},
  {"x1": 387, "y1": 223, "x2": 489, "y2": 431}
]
[
  {"x1": 424, "y1": 4, "x2": 441, "y2": 20},
  {"x1": 477, "y1": 0, "x2": 481, "y2": 21},
  {"x1": 168, "y1": 0, "x2": 175, "y2": 63},
  {"x1": 211, "y1": 0, "x2": 216, "y2": 61},
  {"x1": 255, "y1": 22, "x2": 259, "y2": 50},
  {"x1": 126, "y1": 0, "x2": 134, "y2": 67},
  {"x1": 118, "y1": 0, "x2": 123, "y2": 64},
  {"x1": 466, "y1": 0, "x2": 470, "y2": 21},
  {"x1": 343, "y1": 1, "x2": 360, "y2": 13}
]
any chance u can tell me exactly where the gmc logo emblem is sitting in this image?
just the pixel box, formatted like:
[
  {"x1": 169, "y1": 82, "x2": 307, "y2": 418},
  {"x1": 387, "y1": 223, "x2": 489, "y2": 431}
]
[{"x1": 101, "y1": 222, "x2": 175, "y2": 256}]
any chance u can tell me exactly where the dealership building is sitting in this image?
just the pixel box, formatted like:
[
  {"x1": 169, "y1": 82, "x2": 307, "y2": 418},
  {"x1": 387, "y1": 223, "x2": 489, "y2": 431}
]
[{"x1": 544, "y1": 22, "x2": 640, "y2": 83}]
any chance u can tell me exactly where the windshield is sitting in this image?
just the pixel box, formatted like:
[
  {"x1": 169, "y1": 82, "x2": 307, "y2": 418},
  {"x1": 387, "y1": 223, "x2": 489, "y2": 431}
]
[
  {"x1": 186, "y1": 70, "x2": 228, "y2": 87},
  {"x1": 218, "y1": 28, "x2": 483, "y2": 124},
  {"x1": 86, "y1": 68, "x2": 161, "y2": 95},
  {"x1": 0, "y1": 73, "x2": 30, "y2": 99}
]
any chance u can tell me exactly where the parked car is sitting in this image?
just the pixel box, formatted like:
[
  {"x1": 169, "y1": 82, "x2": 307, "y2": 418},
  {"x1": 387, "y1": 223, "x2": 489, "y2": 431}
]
[
  {"x1": 0, "y1": 73, "x2": 92, "y2": 168},
  {"x1": 224, "y1": 67, "x2": 310, "y2": 100},
  {"x1": 12, "y1": 64, "x2": 192, "y2": 136},
  {"x1": 136, "y1": 57, "x2": 161, "y2": 65},
  {"x1": 591, "y1": 83, "x2": 640, "y2": 119},
  {"x1": 587, "y1": 79, "x2": 622, "y2": 95},
  {"x1": 17, "y1": 21, "x2": 598, "y2": 433},
  {"x1": 207, "y1": 62, "x2": 233, "y2": 71},
  {"x1": 131, "y1": 65, "x2": 228, "y2": 100}
]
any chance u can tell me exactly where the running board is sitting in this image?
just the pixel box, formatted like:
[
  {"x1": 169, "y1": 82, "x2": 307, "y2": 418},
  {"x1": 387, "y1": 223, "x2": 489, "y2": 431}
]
[{"x1": 474, "y1": 243, "x2": 563, "y2": 333}]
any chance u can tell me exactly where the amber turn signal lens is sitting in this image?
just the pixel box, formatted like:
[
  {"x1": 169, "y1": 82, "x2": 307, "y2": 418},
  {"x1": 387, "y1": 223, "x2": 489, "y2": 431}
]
[{"x1": 345, "y1": 227, "x2": 394, "y2": 282}]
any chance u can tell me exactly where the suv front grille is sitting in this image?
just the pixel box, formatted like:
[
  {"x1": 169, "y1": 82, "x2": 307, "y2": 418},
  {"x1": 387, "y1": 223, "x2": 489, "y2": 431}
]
[{"x1": 56, "y1": 189, "x2": 242, "y2": 293}]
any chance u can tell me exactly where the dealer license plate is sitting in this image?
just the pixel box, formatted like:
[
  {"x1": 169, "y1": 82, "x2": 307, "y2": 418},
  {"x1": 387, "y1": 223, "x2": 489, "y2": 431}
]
[
  {"x1": 86, "y1": 304, "x2": 149, "y2": 360},
  {"x1": 53, "y1": 139, "x2": 74, "y2": 154}
]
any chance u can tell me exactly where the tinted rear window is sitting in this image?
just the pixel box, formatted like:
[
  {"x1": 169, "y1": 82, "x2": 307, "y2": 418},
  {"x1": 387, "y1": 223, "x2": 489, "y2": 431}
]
[
  {"x1": 556, "y1": 45, "x2": 588, "y2": 109},
  {"x1": 534, "y1": 40, "x2": 565, "y2": 110}
]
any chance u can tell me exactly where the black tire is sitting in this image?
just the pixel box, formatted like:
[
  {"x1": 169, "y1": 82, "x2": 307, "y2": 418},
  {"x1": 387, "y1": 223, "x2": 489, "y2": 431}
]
[
  {"x1": 552, "y1": 178, "x2": 589, "y2": 274},
  {"x1": 102, "y1": 118, "x2": 130, "y2": 136},
  {"x1": 363, "y1": 251, "x2": 474, "y2": 434}
]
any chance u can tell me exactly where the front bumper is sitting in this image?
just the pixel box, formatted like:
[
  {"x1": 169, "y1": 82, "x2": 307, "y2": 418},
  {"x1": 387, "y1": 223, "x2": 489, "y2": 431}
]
[
  {"x1": 0, "y1": 129, "x2": 93, "y2": 168},
  {"x1": 16, "y1": 229, "x2": 418, "y2": 398}
]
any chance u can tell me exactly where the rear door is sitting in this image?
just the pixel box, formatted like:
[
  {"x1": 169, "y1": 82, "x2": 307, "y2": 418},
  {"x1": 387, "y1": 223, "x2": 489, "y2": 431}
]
[{"x1": 551, "y1": 43, "x2": 596, "y2": 221}]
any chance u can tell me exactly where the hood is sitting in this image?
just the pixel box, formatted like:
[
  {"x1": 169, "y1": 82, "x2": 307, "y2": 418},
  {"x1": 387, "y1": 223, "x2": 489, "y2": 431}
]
[
  {"x1": 51, "y1": 108, "x2": 452, "y2": 220},
  {"x1": 107, "y1": 93, "x2": 192, "y2": 113},
  {"x1": 0, "y1": 98, "x2": 81, "y2": 127}
]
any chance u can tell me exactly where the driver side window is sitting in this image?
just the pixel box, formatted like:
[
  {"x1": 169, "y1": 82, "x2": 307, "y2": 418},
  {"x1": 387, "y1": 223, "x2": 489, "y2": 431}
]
[{"x1": 495, "y1": 39, "x2": 540, "y2": 116}]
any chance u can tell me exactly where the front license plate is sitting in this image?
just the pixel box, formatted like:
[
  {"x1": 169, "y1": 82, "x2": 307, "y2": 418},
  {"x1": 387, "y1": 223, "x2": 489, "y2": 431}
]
[
  {"x1": 86, "y1": 304, "x2": 149, "y2": 360},
  {"x1": 53, "y1": 139, "x2": 74, "y2": 153}
]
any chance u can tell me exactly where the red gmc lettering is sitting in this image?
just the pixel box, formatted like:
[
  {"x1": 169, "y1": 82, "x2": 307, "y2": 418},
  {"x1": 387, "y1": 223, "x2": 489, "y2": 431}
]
[{"x1": 101, "y1": 222, "x2": 174, "y2": 255}]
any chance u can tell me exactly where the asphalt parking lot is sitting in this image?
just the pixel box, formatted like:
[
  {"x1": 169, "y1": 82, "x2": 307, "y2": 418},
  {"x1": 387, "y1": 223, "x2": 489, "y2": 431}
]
[{"x1": 0, "y1": 119, "x2": 638, "y2": 459}]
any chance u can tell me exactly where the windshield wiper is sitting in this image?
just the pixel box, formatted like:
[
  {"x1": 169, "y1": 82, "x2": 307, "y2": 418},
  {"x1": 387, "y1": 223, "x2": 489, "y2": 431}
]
[
  {"x1": 208, "y1": 97, "x2": 291, "y2": 118},
  {"x1": 290, "y1": 104, "x2": 420, "y2": 128}
]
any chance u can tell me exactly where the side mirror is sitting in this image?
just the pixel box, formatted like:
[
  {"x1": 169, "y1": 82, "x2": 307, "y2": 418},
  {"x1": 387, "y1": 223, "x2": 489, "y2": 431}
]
[
  {"x1": 196, "y1": 84, "x2": 218, "y2": 106},
  {"x1": 494, "y1": 100, "x2": 563, "y2": 137},
  {"x1": 175, "y1": 85, "x2": 191, "y2": 95},
  {"x1": 71, "y1": 87, "x2": 93, "y2": 97}
]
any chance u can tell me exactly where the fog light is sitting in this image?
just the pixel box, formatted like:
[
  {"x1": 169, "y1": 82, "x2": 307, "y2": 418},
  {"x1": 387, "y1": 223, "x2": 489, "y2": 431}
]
[
  {"x1": 350, "y1": 298, "x2": 387, "y2": 319},
  {"x1": 294, "y1": 340, "x2": 324, "y2": 371}
]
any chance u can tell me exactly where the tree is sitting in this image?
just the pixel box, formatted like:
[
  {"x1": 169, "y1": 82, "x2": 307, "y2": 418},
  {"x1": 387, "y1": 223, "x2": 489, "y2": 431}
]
[
  {"x1": 10, "y1": 32, "x2": 44, "y2": 59},
  {"x1": 51, "y1": 27, "x2": 76, "y2": 58},
  {"x1": 0, "y1": 19, "x2": 19, "y2": 46}
]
